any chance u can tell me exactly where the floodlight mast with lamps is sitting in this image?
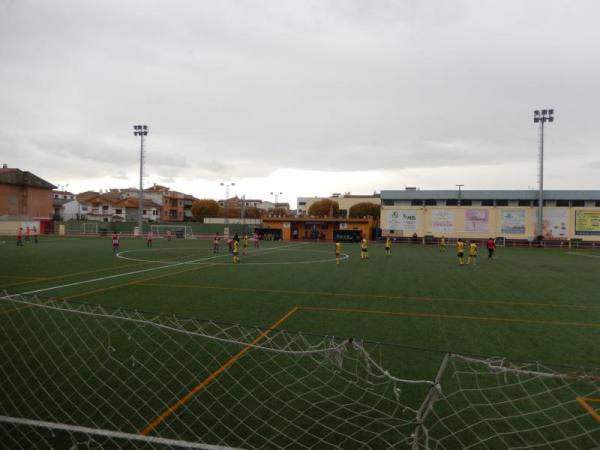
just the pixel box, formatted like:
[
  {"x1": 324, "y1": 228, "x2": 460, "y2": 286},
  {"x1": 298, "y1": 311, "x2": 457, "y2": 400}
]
[
  {"x1": 270, "y1": 191, "x2": 282, "y2": 209},
  {"x1": 220, "y1": 182, "x2": 235, "y2": 226},
  {"x1": 533, "y1": 109, "x2": 554, "y2": 238},
  {"x1": 133, "y1": 125, "x2": 149, "y2": 236}
]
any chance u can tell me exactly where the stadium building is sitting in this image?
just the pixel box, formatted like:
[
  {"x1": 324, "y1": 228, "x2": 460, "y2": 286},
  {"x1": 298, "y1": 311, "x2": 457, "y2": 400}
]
[{"x1": 380, "y1": 189, "x2": 600, "y2": 242}]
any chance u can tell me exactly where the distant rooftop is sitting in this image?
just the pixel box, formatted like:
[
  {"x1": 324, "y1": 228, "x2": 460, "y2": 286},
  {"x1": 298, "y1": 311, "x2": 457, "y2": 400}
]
[
  {"x1": 0, "y1": 167, "x2": 56, "y2": 190},
  {"x1": 381, "y1": 190, "x2": 600, "y2": 201}
]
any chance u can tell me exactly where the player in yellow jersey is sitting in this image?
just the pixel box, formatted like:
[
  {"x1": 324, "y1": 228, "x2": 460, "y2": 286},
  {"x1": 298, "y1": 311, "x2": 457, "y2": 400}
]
[
  {"x1": 439, "y1": 236, "x2": 446, "y2": 252},
  {"x1": 456, "y1": 238, "x2": 465, "y2": 266},
  {"x1": 242, "y1": 235, "x2": 249, "y2": 255},
  {"x1": 384, "y1": 237, "x2": 391, "y2": 256},
  {"x1": 360, "y1": 237, "x2": 369, "y2": 259},
  {"x1": 232, "y1": 240, "x2": 240, "y2": 263},
  {"x1": 335, "y1": 241, "x2": 341, "y2": 265},
  {"x1": 467, "y1": 240, "x2": 478, "y2": 265}
]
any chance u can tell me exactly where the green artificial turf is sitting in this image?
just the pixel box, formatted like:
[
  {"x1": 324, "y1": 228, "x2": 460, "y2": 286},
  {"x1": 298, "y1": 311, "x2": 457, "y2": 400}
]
[{"x1": 1, "y1": 236, "x2": 599, "y2": 448}]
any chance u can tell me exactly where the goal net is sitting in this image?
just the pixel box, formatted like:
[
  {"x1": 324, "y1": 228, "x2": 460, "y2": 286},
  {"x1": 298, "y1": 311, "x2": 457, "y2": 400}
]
[
  {"x1": 82, "y1": 222, "x2": 99, "y2": 235},
  {"x1": 151, "y1": 224, "x2": 194, "y2": 239},
  {"x1": 0, "y1": 292, "x2": 598, "y2": 449}
]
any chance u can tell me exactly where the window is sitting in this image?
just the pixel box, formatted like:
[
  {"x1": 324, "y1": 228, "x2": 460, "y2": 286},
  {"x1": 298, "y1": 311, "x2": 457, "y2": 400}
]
[
  {"x1": 153, "y1": 210, "x2": 158, "y2": 215},
  {"x1": 596, "y1": 201, "x2": 600, "y2": 207},
  {"x1": 115, "y1": 209, "x2": 122, "y2": 214},
  {"x1": 446, "y1": 199, "x2": 458, "y2": 206},
  {"x1": 481, "y1": 200, "x2": 494, "y2": 206},
  {"x1": 496, "y1": 200, "x2": 508, "y2": 206},
  {"x1": 518, "y1": 200, "x2": 531, "y2": 206},
  {"x1": 411, "y1": 200, "x2": 423, "y2": 206},
  {"x1": 460, "y1": 200, "x2": 472, "y2": 206},
  {"x1": 299, "y1": 201, "x2": 306, "y2": 206},
  {"x1": 571, "y1": 200, "x2": 584, "y2": 207},
  {"x1": 424, "y1": 199, "x2": 437, "y2": 206},
  {"x1": 143, "y1": 210, "x2": 147, "y2": 215},
  {"x1": 82, "y1": 206, "x2": 88, "y2": 211},
  {"x1": 555, "y1": 200, "x2": 569, "y2": 207},
  {"x1": 532, "y1": 200, "x2": 547, "y2": 206},
  {"x1": 382, "y1": 199, "x2": 394, "y2": 206},
  {"x1": 102, "y1": 205, "x2": 108, "y2": 211}
]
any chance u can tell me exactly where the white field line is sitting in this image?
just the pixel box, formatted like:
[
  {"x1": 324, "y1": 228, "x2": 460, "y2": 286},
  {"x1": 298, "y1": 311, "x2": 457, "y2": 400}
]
[
  {"x1": 116, "y1": 247, "x2": 350, "y2": 266},
  {"x1": 566, "y1": 252, "x2": 600, "y2": 259},
  {"x1": 13, "y1": 243, "x2": 304, "y2": 296}
]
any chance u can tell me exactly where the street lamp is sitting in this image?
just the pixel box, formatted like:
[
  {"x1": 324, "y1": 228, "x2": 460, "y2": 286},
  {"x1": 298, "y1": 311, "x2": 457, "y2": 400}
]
[
  {"x1": 133, "y1": 125, "x2": 149, "y2": 237},
  {"x1": 221, "y1": 182, "x2": 235, "y2": 226},
  {"x1": 270, "y1": 191, "x2": 282, "y2": 209},
  {"x1": 533, "y1": 109, "x2": 554, "y2": 238}
]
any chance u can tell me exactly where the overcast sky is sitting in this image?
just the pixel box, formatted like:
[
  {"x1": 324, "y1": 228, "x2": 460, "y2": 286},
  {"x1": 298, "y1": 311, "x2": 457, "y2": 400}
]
[{"x1": 1, "y1": 0, "x2": 598, "y2": 206}]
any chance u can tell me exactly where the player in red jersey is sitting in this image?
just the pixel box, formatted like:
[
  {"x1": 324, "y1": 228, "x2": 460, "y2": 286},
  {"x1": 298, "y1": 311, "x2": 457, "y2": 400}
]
[
  {"x1": 146, "y1": 231, "x2": 153, "y2": 248},
  {"x1": 16, "y1": 227, "x2": 24, "y2": 247},
  {"x1": 486, "y1": 237, "x2": 496, "y2": 259},
  {"x1": 112, "y1": 231, "x2": 120, "y2": 253}
]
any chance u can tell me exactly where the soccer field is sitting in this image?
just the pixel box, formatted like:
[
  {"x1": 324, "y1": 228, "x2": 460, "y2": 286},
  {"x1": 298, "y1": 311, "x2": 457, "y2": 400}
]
[{"x1": 1, "y1": 236, "x2": 599, "y2": 448}]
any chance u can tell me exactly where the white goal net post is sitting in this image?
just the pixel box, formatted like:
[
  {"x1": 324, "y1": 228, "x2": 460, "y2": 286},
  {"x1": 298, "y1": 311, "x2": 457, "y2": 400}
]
[
  {"x1": 1, "y1": 291, "x2": 599, "y2": 449},
  {"x1": 150, "y1": 224, "x2": 194, "y2": 239},
  {"x1": 82, "y1": 222, "x2": 98, "y2": 235}
]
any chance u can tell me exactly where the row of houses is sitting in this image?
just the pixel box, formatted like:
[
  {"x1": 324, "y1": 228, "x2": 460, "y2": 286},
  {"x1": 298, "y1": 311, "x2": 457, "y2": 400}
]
[{"x1": 0, "y1": 166, "x2": 291, "y2": 224}]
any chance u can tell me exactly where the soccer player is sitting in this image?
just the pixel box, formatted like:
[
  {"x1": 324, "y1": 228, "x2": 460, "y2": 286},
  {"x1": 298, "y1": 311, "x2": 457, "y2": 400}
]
[
  {"x1": 227, "y1": 237, "x2": 233, "y2": 255},
  {"x1": 335, "y1": 240, "x2": 341, "y2": 265},
  {"x1": 385, "y1": 237, "x2": 391, "y2": 256},
  {"x1": 439, "y1": 236, "x2": 446, "y2": 252},
  {"x1": 112, "y1": 231, "x2": 120, "y2": 253},
  {"x1": 32, "y1": 226, "x2": 38, "y2": 244},
  {"x1": 16, "y1": 227, "x2": 24, "y2": 247},
  {"x1": 146, "y1": 231, "x2": 153, "y2": 248},
  {"x1": 467, "y1": 240, "x2": 478, "y2": 266},
  {"x1": 213, "y1": 233, "x2": 220, "y2": 254},
  {"x1": 456, "y1": 238, "x2": 465, "y2": 266},
  {"x1": 253, "y1": 233, "x2": 260, "y2": 248},
  {"x1": 232, "y1": 239, "x2": 240, "y2": 263},
  {"x1": 25, "y1": 226, "x2": 31, "y2": 242},
  {"x1": 486, "y1": 237, "x2": 496, "y2": 259},
  {"x1": 242, "y1": 235, "x2": 249, "y2": 255},
  {"x1": 166, "y1": 230, "x2": 172, "y2": 242},
  {"x1": 360, "y1": 237, "x2": 369, "y2": 259}
]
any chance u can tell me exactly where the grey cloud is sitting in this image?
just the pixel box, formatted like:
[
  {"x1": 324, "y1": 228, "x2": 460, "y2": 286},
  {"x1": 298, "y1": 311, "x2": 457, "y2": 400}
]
[{"x1": 0, "y1": 1, "x2": 599, "y2": 189}]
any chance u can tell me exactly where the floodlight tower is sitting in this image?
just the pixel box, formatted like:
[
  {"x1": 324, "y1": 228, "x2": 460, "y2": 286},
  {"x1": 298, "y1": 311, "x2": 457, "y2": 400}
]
[
  {"x1": 133, "y1": 125, "x2": 149, "y2": 236},
  {"x1": 533, "y1": 109, "x2": 554, "y2": 238},
  {"x1": 221, "y1": 182, "x2": 235, "y2": 226}
]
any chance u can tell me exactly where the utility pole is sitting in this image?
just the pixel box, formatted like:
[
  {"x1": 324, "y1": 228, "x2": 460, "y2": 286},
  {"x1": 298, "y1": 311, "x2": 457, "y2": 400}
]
[{"x1": 456, "y1": 184, "x2": 464, "y2": 206}]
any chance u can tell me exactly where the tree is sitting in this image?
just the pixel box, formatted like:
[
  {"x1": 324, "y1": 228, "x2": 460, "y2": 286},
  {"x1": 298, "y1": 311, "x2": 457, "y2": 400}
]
[
  {"x1": 268, "y1": 207, "x2": 288, "y2": 217},
  {"x1": 349, "y1": 202, "x2": 380, "y2": 219},
  {"x1": 191, "y1": 199, "x2": 220, "y2": 221},
  {"x1": 308, "y1": 199, "x2": 339, "y2": 217},
  {"x1": 243, "y1": 207, "x2": 261, "y2": 219}
]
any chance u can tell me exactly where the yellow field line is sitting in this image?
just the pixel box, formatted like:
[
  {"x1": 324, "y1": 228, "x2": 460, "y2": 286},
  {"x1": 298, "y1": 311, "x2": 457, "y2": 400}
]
[
  {"x1": 0, "y1": 303, "x2": 43, "y2": 316},
  {"x1": 61, "y1": 264, "x2": 216, "y2": 301},
  {"x1": 136, "y1": 282, "x2": 600, "y2": 311},
  {"x1": 297, "y1": 306, "x2": 600, "y2": 329},
  {"x1": 140, "y1": 306, "x2": 299, "y2": 436},
  {"x1": 0, "y1": 275, "x2": 41, "y2": 280},
  {"x1": 576, "y1": 397, "x2": 600, "y2": 424},
  {"x1": 0, "y1": 261, "x2": 150, "y2": 288}
]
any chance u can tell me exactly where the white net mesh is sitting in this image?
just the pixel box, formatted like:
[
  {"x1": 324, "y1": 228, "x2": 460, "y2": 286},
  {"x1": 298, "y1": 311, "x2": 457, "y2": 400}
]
[
  {"x1": 150, "y1": 225, "x2": 193, "y2": 239},
  {"x1": 0, "y1": 292, "x2": 598, "y2": 449}
]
